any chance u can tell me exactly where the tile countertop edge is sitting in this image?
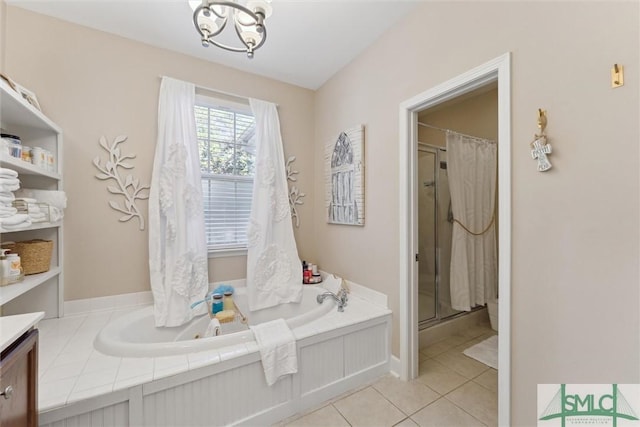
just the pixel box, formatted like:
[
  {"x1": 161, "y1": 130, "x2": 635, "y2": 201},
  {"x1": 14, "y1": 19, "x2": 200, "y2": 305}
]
[{"x1": 0, "y1": 311, "x2": 45, "y2": 353}]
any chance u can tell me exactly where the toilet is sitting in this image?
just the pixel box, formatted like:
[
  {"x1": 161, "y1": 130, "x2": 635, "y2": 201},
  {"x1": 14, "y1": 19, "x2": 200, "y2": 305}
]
[{"x1": 487, "y1": 298, "x2": 498, "y2": 332}]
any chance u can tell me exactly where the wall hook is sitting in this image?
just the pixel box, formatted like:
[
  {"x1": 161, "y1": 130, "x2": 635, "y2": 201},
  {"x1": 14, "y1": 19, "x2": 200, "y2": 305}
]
[
  {"x1": 537, "y1": 109, "x2": 547, "y2": 135},
  {"x1": 612, "y1": 64, "x2": 624, "y2": 88}
]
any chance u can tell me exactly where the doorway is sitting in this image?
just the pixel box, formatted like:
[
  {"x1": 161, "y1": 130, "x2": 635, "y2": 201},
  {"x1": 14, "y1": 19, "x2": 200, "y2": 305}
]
[
  {"x1": 415, "y1": 83, "x2": 498, "y2": 329},
  {"x1": 399, "y1": 53, "x2": 511, "y2": 425}
]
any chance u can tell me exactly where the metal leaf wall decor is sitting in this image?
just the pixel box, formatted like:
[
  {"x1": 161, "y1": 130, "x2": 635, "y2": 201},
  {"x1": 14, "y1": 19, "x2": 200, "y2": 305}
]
[
  {"x1": 93, "y1": 135, "x2": 150, "y2": 230},
  {"x1": 286, "y1": 156, "x2": 305, "y2": 228}
]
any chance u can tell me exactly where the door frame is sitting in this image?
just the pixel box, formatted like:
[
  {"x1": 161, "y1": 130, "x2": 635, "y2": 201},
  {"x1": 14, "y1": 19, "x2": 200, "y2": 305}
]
[{"x1": 398, "y1": 52, "x2": 511, "y2": 425}]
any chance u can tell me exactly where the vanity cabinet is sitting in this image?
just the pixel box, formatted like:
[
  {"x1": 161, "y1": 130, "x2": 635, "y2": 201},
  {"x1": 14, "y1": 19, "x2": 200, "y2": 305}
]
[
  {"x1": 0, "y1": 78, "x2": 64, "y2": 318},
  {"x1": 0, "y1": 328, "x2": 38, "y2": 427}
]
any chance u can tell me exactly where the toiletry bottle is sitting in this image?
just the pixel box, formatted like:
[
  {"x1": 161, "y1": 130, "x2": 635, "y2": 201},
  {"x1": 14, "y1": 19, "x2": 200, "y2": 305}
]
[
  {"x1": 6, "y1": 252, "x2": 21, "y2": 283},
  {"x1": 0, "y1": 249, "x2": 8, "y2": 285},
  {"x1": 302, "y1": 260, "x2": 307, "y2": 283},
  {"x1": 311, "y1": 264, "x2": 321, "y2": 283},
  {"x1": 223, "y1": 291, "x2": 235, "y2": 311},
  {"x1": 212, "y1": 293, "x2": 224, "y2": 314}
]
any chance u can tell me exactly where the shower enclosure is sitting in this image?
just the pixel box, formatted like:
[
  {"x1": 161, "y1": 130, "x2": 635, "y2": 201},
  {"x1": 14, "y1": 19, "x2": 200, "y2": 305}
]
[{"x1": 417, "y1": 143, "x2": 462, "y2": 328}]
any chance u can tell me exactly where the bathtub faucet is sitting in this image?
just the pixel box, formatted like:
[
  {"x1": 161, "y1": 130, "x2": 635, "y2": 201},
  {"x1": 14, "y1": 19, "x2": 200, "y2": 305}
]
[{"x1": 317, "y1": 289, "x2": 348, "y2": 312}]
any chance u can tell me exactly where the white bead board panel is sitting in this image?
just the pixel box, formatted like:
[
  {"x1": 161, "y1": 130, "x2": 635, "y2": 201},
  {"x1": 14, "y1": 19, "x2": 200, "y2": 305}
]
[
  {"x1": 344, "y1": 323, "x2": 389, "y2": 376},
  {"x1": 38, "y1": 314, "x2": 391, "y2": 427},
  {"x1": 39, "y1": 387, "x2": 134, "y2": 427},
  {"x1": 143, "y1": 361, "x2": 292, "y2": 426},
  {"x1": 299, "y1": 336, "x2": 344, "y2": 394},
  {"x1": 40, "y1": 400, "x2": 128, "y2": 427}
]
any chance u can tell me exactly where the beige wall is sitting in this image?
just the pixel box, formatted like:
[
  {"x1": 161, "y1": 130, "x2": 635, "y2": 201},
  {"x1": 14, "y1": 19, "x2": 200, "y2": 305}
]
[
  {"x1": 4, "y1": 2, "x2": 639, "y2": 424},
  {"x1": 314, "y1": 2, "x2": 638, "y2": 425},
  {"x1": 0, "y1": 0, "x2": 5, "y2": 72},
  {"x1": 4, "y1": 6, "x2": 316, "y2": 300},
  {"x1": 418, "y1": 88, "x2": 498, "y2": 147}
]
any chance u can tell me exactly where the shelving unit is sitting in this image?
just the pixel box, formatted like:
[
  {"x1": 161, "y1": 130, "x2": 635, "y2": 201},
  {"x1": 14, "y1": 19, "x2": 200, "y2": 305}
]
[{"x1": 0, "y1": 78, "x2": 64, "y2": 319}]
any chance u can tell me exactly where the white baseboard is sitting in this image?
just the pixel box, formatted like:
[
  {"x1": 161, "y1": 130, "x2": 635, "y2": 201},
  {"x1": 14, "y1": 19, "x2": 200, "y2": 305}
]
[
  {"x1": 389, "y1": 355, "x2": 401, "y2": 378},
  {"x1": 64, "y1": 291, "x2": 153, "y2": 316}
]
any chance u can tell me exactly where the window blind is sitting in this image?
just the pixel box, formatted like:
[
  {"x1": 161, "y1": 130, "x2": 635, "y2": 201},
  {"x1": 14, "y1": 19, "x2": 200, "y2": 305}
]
[{"x1": 195, "y1": 102, "x2": 255, "y2": 251}]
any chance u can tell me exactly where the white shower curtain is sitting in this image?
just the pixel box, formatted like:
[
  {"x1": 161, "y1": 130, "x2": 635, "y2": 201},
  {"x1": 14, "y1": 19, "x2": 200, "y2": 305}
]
[
  {"x1": 149, "y1": 77, "x2": 208, "y2": 327},
  {"x1": 447, "y1": 132, "x2": 497, "y2": 311},
  {"x1": 246, "y1": 98, "x2": 302, "y2": 311}
]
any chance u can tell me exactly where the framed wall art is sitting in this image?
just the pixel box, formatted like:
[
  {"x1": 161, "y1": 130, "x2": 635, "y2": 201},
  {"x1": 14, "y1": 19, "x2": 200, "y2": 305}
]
[{"x1": 324, "y1": 125, "x2": 365, "y2": 226}]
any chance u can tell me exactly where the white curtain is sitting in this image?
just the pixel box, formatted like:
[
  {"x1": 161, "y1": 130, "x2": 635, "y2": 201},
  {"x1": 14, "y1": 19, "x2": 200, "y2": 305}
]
[
  {"x1": 149, "y1": 77, "x2": 208, "y2": 327},
  {"x1": 447, "y1": 132, "x2": 497, "y2": 311},
  {"x1": 246, "y1": 98, "x2": 302, "y2": 312}
]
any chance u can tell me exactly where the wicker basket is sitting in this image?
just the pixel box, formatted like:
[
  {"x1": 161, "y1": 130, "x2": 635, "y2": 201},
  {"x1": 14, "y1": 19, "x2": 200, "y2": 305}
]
[{"x1": 12, "y1": 239, "x2": 53, "y2": 275}]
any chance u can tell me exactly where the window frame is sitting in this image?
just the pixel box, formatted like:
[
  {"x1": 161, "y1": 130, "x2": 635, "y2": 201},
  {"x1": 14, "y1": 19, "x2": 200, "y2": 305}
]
[{"x1": 195, "y1": 93, "x2": 255, "y2": 258}]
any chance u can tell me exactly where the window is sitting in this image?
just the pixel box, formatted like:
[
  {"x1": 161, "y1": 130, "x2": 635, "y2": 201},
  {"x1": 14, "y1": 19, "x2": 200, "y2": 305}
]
[{"x1": 195, "y1": 96, "x2": 256, "y2": 254}]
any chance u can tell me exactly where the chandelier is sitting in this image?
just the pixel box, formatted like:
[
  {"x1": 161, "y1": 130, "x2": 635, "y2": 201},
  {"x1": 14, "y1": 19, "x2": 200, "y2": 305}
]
[{"x1": 190, "y1": 0, "x2": 272, "y2": 59}]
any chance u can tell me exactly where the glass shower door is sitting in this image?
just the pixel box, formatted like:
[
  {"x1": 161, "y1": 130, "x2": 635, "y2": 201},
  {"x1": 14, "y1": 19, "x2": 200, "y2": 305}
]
[
  {"x1": 436, "y1": 151, "x2": 461, "y2": 319},
  {"x1": 417, "y1": 148, "x2": 437, "y2": 324}
]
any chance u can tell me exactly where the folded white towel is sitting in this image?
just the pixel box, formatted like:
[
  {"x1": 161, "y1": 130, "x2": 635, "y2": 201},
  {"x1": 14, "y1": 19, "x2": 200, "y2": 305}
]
[
  {"x1": 0, "y1": 213, "x2": 30, "y2": 226},
  {"x1": 0, "y1": 223, "x2": 32, "y2": 232},
  {"x1": 29, "y1": 212, "x2": 46, "y2": 222},
  {"x1": 204, "y1": 318, "x2": 221, "y2": 337},
  {"x1": 0, "y1": 183, "x2": 19, "y2": 192},
  {"x1": 0, "y1": 176, "x2": 19, "y2": 185},
  {"x1": 49, "y1": 206, "x2": 63, "y2": 222},
  {"x1": 27, "y1": 203, "x2": 41, "y2": 213},
  {"x1": 0, "y1": 168, "x2": 18, "y2": 179},
  {"x1": 0, "y1": 192, "x2": 15, "y2": 204},
  {"x1": 0, "y1": 207, "x2": 17, "y2": 218},
  {"x1": 0, "y1": 214, "x2": 32, "y2": 231},
  {"x1": 14, "y1": 189, "x2": 67, "y2": 210},
  {"x1": 250, "y1": 318, "x2": 297, "y2": 386}
]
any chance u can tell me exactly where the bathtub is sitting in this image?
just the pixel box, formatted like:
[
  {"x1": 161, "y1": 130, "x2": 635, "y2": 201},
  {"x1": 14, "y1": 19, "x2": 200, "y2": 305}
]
[
  {"x1": 40, "y1": 281, "x2": 392, "y2": 427},
  {"x1": 94, "y1": 286, "x2": 334, "y2": 357}
]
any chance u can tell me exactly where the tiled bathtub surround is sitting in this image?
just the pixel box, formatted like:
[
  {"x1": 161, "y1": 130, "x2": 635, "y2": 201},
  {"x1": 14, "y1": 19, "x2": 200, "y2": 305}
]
[{"x1": 37, "y1": 284, "x2": 391, "y2": 425}]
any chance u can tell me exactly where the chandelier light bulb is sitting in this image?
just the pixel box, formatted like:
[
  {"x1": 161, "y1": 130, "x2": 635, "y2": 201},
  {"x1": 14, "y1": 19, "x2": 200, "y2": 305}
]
[{"x1": 235, "y1": 9, "x2": 254, "y2": 27}]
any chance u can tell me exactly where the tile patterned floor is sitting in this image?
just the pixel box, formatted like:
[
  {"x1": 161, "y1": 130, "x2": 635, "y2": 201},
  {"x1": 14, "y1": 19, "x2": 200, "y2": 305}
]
[{"x1": 276, "y1": 322, "x2": 497, "y2": 427}]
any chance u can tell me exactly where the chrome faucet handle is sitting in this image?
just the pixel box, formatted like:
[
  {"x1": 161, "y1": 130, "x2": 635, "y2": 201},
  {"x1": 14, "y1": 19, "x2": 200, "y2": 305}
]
[{"x1": 339, "y1": 289, "x2": 348, "y2": 304}]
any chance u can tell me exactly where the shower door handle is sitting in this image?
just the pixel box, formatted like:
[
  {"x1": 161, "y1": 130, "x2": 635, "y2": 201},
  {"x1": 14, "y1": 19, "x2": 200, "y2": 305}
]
[{"x1": 415, "y1": 253, "x2": 419, "y2": 262}]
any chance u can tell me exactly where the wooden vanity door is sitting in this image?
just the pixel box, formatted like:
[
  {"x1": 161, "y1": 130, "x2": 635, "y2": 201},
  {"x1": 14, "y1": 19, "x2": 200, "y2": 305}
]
[{"x1": 0, "y1": 329, "x2": 38, "y2": 427}]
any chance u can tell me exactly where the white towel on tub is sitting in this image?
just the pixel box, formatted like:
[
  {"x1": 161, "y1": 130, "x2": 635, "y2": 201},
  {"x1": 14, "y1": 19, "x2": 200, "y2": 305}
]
[{"x1": 250, "y1": 318, "x2": 297, "y2": 386}]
